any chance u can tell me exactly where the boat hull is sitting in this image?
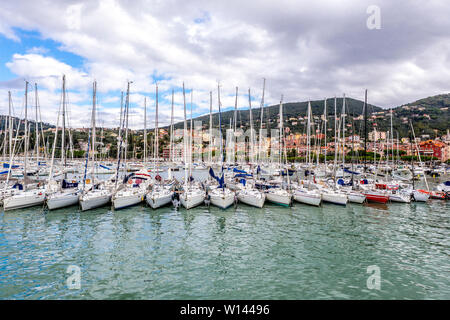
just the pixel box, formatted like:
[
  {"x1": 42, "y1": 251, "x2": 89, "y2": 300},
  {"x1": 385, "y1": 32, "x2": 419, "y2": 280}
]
[
  {"x1": 389, "y1": 193, "x2": 411, "y2": 203},
  {"x1": 180, "y1": 192, "x2": 205, "y2": 209},
  {"x1": 347, "y1": 192, "x2": 366, "y2": 204},
  {"x1": 146, "y1": 192, "x2": 172, "y2": 209},
  {"x1": 293, "y1": 190, "x2": 321, "y2": 206},
  {"x1": 112, "y1": 194, "x2": 143, "y2": 210},
  {"x1": 210, "y1": 193, "x2": 235, "y2": 209},
  {"x1": 47, "y1": 192, "x2": 80, "y2": 210},
  {"x1": 321, "y1": 192, "x2": 348, "y2": 205},
  {"x1": 3, "y1": 191, "x2": 46, "y2": 211},
  {"x1": 363, "y1": 192, "x2": 389, "y2": 204},
  {"x1": 80, "y1": 193, "x2": 111, "y2": 211},
  {"x1": 266, "y1": 191, "x2": 292, "y2": 206},
  {"x1": 413, "y1": 190, "x2": 429, "y2": 202},
  {"x1": 237, "y1": 191, "x2": 265, "y2": 208}
]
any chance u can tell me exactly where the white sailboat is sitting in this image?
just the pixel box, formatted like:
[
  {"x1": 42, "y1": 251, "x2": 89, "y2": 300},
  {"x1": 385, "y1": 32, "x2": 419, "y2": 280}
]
[
  {"x1": 293, "y1": 101, "x2": 321, "y2": 206},
  {"x1": 208, "y1": 83, "x2": 235, "y2": 209},
  {"x1": 266, "y1": 96, "x2": 292, "y2": 206},
  {"x1": 293, "y1": 184, "x2": 321, "y2": 206},
  {"x1": 321, "y1": 96, "x2": 347, "y2": 206},
  {"x1": 46, "y1": 75, "x2": 80, "y2": 210},
  {"x1": 237, "y1": 182, "x2": 266, "y2": 208},
  {"x1": 180, "y1": 84, "x2": 205, "y2": 209},
  {"x1": 111, "y1": 81, "x2": 146, "y2": 210},
  {"x1": 146, "y1": 85, "x2": 173, "y2": 209},
  {"x1": 79, "y1": 81, "x2": 112, "y2": 211},
  {"x1": 4, "y1": 81, "x2": 46, "y2": 210}
]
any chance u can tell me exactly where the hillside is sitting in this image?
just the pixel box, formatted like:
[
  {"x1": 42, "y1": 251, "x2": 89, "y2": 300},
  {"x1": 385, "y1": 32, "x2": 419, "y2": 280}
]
[
  {"x1": 172, "y1": 97, "x2": 382, "y2": 132},
  {"x1": 0, "y1": 115, "x2": 55, "y2": 132},
  {"x1": 169, "y1": 94, "x2": 449, "y2": 138},
  {"x1": 393, "y1": 93, "x2": 449, "y2": 136}
]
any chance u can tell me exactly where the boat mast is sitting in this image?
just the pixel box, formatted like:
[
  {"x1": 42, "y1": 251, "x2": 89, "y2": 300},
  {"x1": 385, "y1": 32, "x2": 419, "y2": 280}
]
[
  {"x1": 155, "y1": 84, "x2": 159, "y2": 175},
  {"x1": 324, "y1": 98, "x2": 327, "y2": 172},
  {"x1": 144, "y1": 97, "x2": 147, "y2": 167},
  {"x1": 258, "y1": 78, "x2": 266, "y2": 164},
  {"x1": 342, "y1": 94, "x2": 346, "y2": 170},
  {"x1": 182, "y1": 83, "x2": 188, "y2": 188},
  {"x1": 234, "y1": 86, "x2": 238, "y2": 164},
  {"x1": 124, "y1": 81, "x2": 131, "y2": 168},
  {"x1": 34, "y1": 83, "x2": 40, "y2": 163},
  {"x1": 279, "y1": 95, "x2": 284, "y2": 170},
  {"x1": 307, "y1": 101, "x2": 311, "y2": 167},
  {"x1": 189, "y1": 89, "x2": 193, "y2": 178},
  {"x1": 91, "y1": 81, "x2": 97, "y2": 185},
  {"x1": 8, "y1": 91, "x2": 12, "y2": 160},
  {"x1": 363, "y1": 89, "x2": 368, "y2": 173},
  {"x1": 333, "y1": 96, "x2": 338, "y2": 180},
  {"x1": 61, "y1": 75, "x2": 66, "y2": 172},
  {"x1": 248, "y1": 88, "x2": 254, "y2": 164},
  {"x1": 390, "y1": 108, "x2": 394, "y2": 167},
  {"x1": 410, "y1": 120, "x2": 429, "y2": 191},
  {"x1": 170, "y1": 89, "x2": 174, "y2": 162},
  {"x1": 217, "y1": 84, "x2": 223, "y2": 166},
  {"x1": 209, "y1": 90, "x2": 213, "y2": 164},
  {"x1": 24, "y1": 81, "x2": 29, "y2": 189},
  {"x1": 118, "y1": 91, "x2": 123, "y2": 162}
]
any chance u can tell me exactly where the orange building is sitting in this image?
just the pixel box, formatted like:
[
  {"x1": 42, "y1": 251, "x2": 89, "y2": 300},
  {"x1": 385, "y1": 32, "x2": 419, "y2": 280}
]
[{"x1": 418, "y1": 140, "x2": 448, "y2": 161}]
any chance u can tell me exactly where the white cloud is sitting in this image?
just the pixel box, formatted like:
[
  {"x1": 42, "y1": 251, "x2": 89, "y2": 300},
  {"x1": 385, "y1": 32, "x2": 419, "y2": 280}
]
[{"x1": 0, "y1": 0, "x2": 450, "y2": 128}]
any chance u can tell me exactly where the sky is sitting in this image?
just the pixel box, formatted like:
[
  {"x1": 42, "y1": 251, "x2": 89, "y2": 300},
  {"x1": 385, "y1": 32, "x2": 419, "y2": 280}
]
[{"x1": 0, "y1": 0, "x2": 449, "y2": 129}]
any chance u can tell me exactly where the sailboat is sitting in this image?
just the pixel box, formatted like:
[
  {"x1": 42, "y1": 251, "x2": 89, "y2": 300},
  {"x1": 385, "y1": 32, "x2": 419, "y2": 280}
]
[
  {"x1": 79, "y1": 81, "x2": 112, "y2": 211},
  {"x1": 360, "y1": 128, "x2": 390, "y2": 204},
  {"x1": 266, "y1": 96, "x2": 292, "y2": 206},
  {"x1": 46, "y1": 75, "x2": 81, "y2": 210},
  {"x1": 180, "y1": 84, "x2": 205, "y2": 209},
  {"x1": 321, "y1": 96, "x2": 348, "y2": 206},
  {"x1": 236, "y1": 88, "x2": 266, "y2": 208},
  {"x1": 111, "y1": 82, "x2": 147, "y2": 210},
  {"x1": 339, "y1": 95, "x2": 366, "y2": 204},
  {"x1": 146, "y1": 85, "x2": 173, "y2": 209},
  {"x1": 293, "y1": 100, "x2": 321, "y2": 206},
  {"x1": 3, "y1": 81, "x2": 46, "y2": 210},
  {"x1": 0, "y1": 92, "x2": 23, "y2": 205},
  {"x1": 208, "y1": 83, "x2": 236, "y2": 209}
]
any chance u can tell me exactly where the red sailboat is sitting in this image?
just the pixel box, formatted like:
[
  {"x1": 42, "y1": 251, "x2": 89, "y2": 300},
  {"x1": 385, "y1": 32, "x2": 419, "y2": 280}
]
[{"x1": 362, "y1": 190, "x2": 390, "y2": 204}]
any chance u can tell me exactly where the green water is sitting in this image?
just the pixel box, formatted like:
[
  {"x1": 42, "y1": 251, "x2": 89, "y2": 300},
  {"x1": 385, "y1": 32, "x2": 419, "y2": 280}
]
[{"x1": 0, "y1": 198, "x2": 449, "y2": 299}]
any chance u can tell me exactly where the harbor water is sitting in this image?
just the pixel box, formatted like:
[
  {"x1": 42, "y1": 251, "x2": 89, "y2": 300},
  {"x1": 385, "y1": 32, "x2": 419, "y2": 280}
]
[{"x1": 0, "y1": 172, "x2": 449, "y2": 299}]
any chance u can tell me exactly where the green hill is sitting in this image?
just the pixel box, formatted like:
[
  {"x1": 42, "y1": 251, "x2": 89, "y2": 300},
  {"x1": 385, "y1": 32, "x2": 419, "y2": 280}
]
[
  {"x1": 169, "y1": 94, "x2": 449, "y2": 139},
  {"x1": 172, "y1": 97, "x2": 382, "y2": 132}
]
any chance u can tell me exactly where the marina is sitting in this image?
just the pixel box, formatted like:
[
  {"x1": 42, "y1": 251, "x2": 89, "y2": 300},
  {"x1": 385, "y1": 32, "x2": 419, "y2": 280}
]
[
  {"x1": 0, "y1": 171, "x2": 448, "y2": 299},
  {"x1": 1, "y1": 1, "x2": 449, "y2": 302}
]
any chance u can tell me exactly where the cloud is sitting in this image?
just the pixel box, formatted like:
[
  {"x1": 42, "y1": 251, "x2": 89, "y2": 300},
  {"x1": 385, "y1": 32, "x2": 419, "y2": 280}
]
[{"x1": 0, "y1": 0, "x2": 450, "y2": 129}]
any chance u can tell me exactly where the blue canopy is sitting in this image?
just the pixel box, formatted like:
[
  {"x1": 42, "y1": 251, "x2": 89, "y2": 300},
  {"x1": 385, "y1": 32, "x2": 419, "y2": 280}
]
[
  {"x1": 209, "y1": 167, "x2": 224, "y2": 188},
  {"x1": 234, "y1": 173, "x2": 252, "y2": 178},
  {"x1": 337, "y1": 178, "x2": 353, "y2": 186},
  {"x1": 444, "y1": 181, "x2": 450, "y2": 186},
  {"x1": 3, "y1": 163, "x2": 18, "y2": 169},
  {"x1": 343, "y1": 168, "x2": 360, "y2": 175},
  {"x1": 62, "y1": 179, "x2": 78, "y2": 189},
  {"x1": 13, "y1": 183, "x2": 23, "y2": 190},
  {"x1": 233, "y1": 168, "x2": 248, "y2": 174}
]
